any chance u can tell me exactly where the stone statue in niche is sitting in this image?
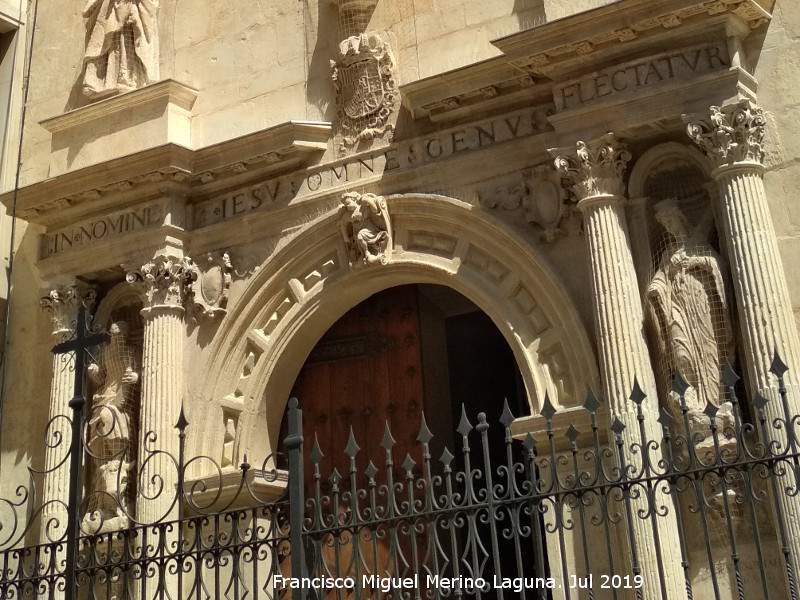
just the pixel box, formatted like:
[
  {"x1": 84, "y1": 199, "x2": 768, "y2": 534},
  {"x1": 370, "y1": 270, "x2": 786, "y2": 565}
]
[
  {"x1": 646, "y1": 199, "x2": 736, "y2": 426},
  {"x1": 82, "y1": 321, "x2": 140, "y2": 533},
  {"x1": 339, "y1": 192, "x2": 392, "y2": 267},
  {"x1": 82, "y1": 0, "x2": 159, "y2": 99}
]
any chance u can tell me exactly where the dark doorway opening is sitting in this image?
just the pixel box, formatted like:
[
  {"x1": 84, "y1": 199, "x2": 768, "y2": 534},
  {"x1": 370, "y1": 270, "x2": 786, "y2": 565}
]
[{"x1": 283, "y1": 284, "x2": 541, "y2": 594}]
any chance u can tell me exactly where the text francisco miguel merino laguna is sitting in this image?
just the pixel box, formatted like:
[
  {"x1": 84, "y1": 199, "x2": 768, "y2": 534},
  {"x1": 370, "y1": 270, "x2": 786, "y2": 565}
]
[{"x1": 273, "y1": 574, "x2": 583, "y2": 592}]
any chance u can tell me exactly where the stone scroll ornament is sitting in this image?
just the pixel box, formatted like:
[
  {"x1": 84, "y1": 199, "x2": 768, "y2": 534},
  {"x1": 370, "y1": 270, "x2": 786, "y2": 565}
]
[
  {"x1": 552, "y1": 134, "x2": 631, "y2": 199},
  {"x1": 685, "y1": 99, "x2": 766, "y2": 167},
  {"x1": 126, "y1": 255, "x2": 195, "y2": 308},
  {"x1": 126, "y1": 253, "x2": 235, "y2": 322},
  {"x1": 40, "y1": 285, "x2": 98, "y2": 339},
  {"x1": 338, "y1": 191, "x2": 392, "y2": 268},
  {"x1": 331, "y1": 33, "x2": 398, "y2": 150},
  {"x1": 82, "y1": 0, "x2": 159, "y2": 99},
  {"x1": 646, "y1": 199, "x2": 736, "y2": 428}
]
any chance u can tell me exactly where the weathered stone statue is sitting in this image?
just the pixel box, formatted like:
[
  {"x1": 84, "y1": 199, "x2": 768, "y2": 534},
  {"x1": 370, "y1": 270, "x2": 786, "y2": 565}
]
[
  {"x1": 646, "y1": 199, "x2": 736, "y2": 422},
  {"x1": 82, "y1": 0, "x2": 159, "y2": 99},
  {"x1": 338, "y1": 192, "x2": 392, "y2": 267},
  {"x1": 82, "y1": 321, "x2": 139, "y2": 533}
]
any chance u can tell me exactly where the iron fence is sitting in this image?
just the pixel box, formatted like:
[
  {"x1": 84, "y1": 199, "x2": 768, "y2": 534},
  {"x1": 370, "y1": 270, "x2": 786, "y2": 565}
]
[{"x1": 0, "y1": 358, "x2": 799, "y2": 599}]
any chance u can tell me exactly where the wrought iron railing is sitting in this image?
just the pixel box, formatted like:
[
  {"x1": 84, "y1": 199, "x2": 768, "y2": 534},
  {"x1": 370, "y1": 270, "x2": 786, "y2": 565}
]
[{"x1": 1, "y1": 358, "x2": 800, "y2": 599}]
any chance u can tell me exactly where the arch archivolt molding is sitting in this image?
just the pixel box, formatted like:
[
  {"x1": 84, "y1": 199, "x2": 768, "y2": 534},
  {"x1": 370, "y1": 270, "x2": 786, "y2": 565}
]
[{"x1": 191, "y1": 194, "x2": 598, "y2": 463}]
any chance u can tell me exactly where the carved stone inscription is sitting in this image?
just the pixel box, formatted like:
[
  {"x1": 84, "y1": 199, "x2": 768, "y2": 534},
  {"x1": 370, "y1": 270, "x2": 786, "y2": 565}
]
[
  {"x1": 554, "y1": 43, "x2": 730, "y2": 111},
  {"x1": 44, "y1": 203, "x2": 163, "y2": 257},
  {"x1": 193, "y1": 106, "x2": 551, "y2": 228}
]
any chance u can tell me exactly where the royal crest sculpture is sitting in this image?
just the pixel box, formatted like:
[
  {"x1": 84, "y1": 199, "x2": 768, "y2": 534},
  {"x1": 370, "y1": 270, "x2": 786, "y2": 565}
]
[{"x1": 331, "y1": 33, "x2": 397, "y2": 150}]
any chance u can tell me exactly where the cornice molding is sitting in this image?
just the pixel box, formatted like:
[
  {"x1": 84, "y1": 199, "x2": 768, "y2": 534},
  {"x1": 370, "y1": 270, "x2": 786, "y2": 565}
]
[
  {"x1": 401, "y1": 0, "x2": 772, "y2": 121},
  {"x1": 1, "y1": 121, "x2": 332, "y2": 224},
  {"x1": 494, "y1": 0, "x2": 772, "y2": 76},
  {"x1": 40, "y1": 80, "x2": 198, "y2": 134}
]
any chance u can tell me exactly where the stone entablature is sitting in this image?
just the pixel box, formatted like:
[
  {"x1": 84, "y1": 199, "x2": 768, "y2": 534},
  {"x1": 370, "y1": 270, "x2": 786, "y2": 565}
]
[
  {"x1": 9, "y1": 104, "x2": 553, "y2": 272},
  {"x1": 553, "y1": 41, "x2": 730, "y2": 111},
  {"x1": 404, "y1": 0, "x2": 769, "y2": 123},
  {"x1": 1, "y1": 121, "x2": 332, "y2": 224}
]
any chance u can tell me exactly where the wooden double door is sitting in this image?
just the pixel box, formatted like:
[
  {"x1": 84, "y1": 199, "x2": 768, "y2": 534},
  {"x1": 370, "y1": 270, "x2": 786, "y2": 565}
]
[
  {"x1": 289, "y1": 283, "x2": 525, "y2": 492},
  {"x1": 285, "y1": 284, "x2": 531, "y2": 595}
]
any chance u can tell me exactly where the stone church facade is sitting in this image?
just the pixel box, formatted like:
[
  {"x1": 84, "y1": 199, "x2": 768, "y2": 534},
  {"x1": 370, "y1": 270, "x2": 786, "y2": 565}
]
[{"x1": 1, "y1": 0, "x2": 799, "y2": 599}]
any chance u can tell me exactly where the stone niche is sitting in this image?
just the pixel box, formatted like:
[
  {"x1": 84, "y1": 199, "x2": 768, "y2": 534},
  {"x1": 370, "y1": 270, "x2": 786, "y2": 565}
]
[{"x1": 39, "y1": 80, "x2": 198, "y2": 177}]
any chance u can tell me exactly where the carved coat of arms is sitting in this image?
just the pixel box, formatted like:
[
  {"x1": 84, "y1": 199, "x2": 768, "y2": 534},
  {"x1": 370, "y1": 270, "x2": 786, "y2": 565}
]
[{"x1": 331, "y1": 33, "x2": 397, "y2": 149}]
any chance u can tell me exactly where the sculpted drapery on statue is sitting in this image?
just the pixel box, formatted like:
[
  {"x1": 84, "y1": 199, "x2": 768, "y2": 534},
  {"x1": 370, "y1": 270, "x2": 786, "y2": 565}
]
[
  {"x1": 82, "y1": 0, "x2": 159, "y2": 99},
  {"x1": 82, "y1": 320, "x2": 140, "y2": 533},
  {"x1": 646, "y1": 199, "x2": 735, "y2": 419}
]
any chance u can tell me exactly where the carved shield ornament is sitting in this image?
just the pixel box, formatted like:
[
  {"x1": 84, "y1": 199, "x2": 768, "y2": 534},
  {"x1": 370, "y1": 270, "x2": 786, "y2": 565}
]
[
  {"x1": 188, "y1": 252, "x2": 233, "y2": 320},
  {"x1": 332, "y1": 33, "x2": 398, "y2": 148},
  {"x1": 340, "y1": 58, "x2": 386, "y2": 119}
]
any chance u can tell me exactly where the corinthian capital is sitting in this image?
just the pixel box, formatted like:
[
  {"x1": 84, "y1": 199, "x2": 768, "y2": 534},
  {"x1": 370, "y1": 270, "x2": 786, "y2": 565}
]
[
  {"x1": 40, "y1": 283, "x2": 97, "y2": 337},
  {"x1": 126, "y1": 255, "x2": 196, "y2": 310},
  {"x1": 549, "y1": 133, "x2": 631, "y2": 202},
  {"x1": 685, "y1": 99, "x2": 766, "y2": 168}
]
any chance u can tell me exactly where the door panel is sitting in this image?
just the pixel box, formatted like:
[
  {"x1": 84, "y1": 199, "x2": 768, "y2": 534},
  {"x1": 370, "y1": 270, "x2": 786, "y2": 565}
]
[{"x1": 290, "y1": 285, "x2": 424, "y2": 492}]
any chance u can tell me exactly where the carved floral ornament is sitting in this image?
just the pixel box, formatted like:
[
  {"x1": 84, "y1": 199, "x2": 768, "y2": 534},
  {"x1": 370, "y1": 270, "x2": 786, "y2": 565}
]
[
  {"x1": 685, "y1": 99, "x2": 766, "y2": 168},
  {"x1": 126, "y1": 256, "x2": 194, "y2": 308},
  {"x1": 126, "y1": 252, "x2": 233, "y2": 319},
  {"x1": 40, "y1": 284, "x2": 98, "y2": 336},
  {"x1": 549, "y1": 133, "x2": 632, "y2": 202}
]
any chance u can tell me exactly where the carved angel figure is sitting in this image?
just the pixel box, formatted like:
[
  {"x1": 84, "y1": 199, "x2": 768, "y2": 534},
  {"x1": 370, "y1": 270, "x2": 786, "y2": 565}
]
[
  {"x1": 338, "y1": 192, "x2": 392, "y2": 267},
  {"x1": 82, "y1": 321, "x2": 139, "y2": 533},
  {"x1": 82, "y1": 0, "x2": 159, "y2": 99},
  {"x1": 646, "y1": 200, "x2": 735, "y2": 420}
]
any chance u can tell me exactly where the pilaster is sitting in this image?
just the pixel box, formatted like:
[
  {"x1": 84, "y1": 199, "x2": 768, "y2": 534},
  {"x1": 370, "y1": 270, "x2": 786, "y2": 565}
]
[
  {"x1": 550, "y1": 134, "x2": 687, "y2": 600},
  {"x1": 39, "y1": 284, "x2": 97, "y2": 547},
  {"x1": 687, "y1": 99, "x2": 800, "y2": 588}
]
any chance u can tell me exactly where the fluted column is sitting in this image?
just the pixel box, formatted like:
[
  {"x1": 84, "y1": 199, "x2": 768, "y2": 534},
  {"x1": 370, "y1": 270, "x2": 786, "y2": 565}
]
[
  {"x1": 127, "y1": 256, "x2": 192, "y2": 525},
  {"x1": 551, "y1": 134, "x2": 687, "y2": 600},
  {"x1": 39, "y1": 284, "x2": 96, "y2": 589},
  {"x1": 688, "y1": 99, "x2": 800, "y2": 587}
]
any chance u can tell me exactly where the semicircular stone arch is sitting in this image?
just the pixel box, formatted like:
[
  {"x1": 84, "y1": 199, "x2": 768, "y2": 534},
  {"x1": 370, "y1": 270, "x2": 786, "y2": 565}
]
[{"x1": 191, "y1": 194, "x2": 599, "y2": 463}]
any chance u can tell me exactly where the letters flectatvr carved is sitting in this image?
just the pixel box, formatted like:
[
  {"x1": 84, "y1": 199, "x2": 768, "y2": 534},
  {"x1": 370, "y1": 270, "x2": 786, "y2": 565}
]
[
  {"x1": 338, "y1": 192, "x2": 392, "y2": 268},
  {"x1": 82, "y1": 0, "x2": 159, "y2": 99}
]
